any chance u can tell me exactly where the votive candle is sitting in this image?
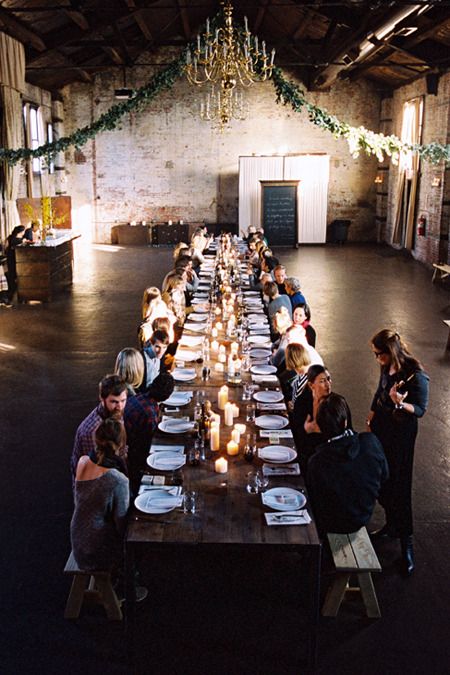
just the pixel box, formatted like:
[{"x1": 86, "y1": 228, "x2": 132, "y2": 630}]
[
  {"x1": 227, "y1": 440, "x2": 239, "y2": 456},
  {"x1": 215, "y1": 457, "x2": 228, "y2": 473},
  {"x1": 224, "y1": 402, "x2": 234, "y2": 426},
  {"x1": 231, "y1": 427, "x2": 240, "y2": 444}
]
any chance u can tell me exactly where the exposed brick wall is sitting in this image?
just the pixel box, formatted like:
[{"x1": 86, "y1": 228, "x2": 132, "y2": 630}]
[
  {"x1": 62, "y1": 50, "x2": 382, "y2": 243},
  {"x1": 382, "y1": 72, "x2": 450, "y2": 266}
]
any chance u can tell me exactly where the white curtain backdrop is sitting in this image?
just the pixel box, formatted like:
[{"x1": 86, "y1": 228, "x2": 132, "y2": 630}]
[
  {"x1": 239, "y1": 154, "x2": 329, "y2": 243},
  {"x1": 0, "y1": 32, "x2": 26, "y2": 244}
]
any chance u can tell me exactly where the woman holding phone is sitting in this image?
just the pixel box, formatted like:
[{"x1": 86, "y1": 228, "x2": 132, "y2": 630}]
[{"x1": 367, "y1": 329, "x2": 429, "y2": 576}]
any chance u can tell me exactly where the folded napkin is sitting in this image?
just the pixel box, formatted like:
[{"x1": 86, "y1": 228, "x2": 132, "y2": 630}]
[
  {"x1": 262, "y1": 463, "x2": 300, "y2": 476},
  {"x1": 150, "y1": 444, "x2": 184, "y2": 454},
  {"x1": 138, "y1": 484, "x2": 182, "y2": 495},
  {"x1": 263, "y1": 493, "x2": 300, "y2": 507},
  {"x1": 154, "y1": 456, "x2": 187, "y2": 469},
  {"x1": 144, "y1": 495, "x2": 183, "y2": 508},
  {"x1": 264, "y1": 510, "x2": 312, "y2": 526},
  {"x1": 164, "y1": 421, "x2": 194, "y2": 431},
  {"x1": 252, "y1": 375, "x2": 278, "y2": 383},
  {"x1": 259, "y1": 449, "x2": 291, "y2": 461}
]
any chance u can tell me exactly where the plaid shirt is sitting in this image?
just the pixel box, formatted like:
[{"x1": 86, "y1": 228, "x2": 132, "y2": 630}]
[
  {"x1": 124, "y1": 394, "x2": 159, "y2": 447},
  {"x1": 71, "y1": 403, "x2": 128, "y2": 487}
]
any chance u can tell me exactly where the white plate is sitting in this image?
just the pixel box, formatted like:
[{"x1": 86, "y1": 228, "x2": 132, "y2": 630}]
[
  {"x1": 253, "y1": 390, "x2": 284, "y2": 403},
  {"x1": 172, "y1": 368, "x2": 197, "y2": 381},
  {"x1": 184, "y1": 322, "x2": 207, "y2": 332},
  {"x1": 251, "y1": 365, "x2": 277, "y2": 376},
  {"x1": 258, "y1": 445, "x2": 297, "y2": 463},
  {"x1": 262, "y1": 487, "x2": 306, "y2": 511},
  {"x1": 147, "y1": 451, "x2": 187, "y2": 470},
  {"x1": 248, "y1": 335, "x2": 271, "y2": 345},
  {"x1": 134, "y1": 489, "x2": 181, "y2": 514},
  {"x1": 163, "y1": 392, "x2": 192, "y2": 406},
  {"x1": 192, "y1": 306, "x2": 208, "y2": 313},
  {"x1": 175, "y1": 349, "x2": 200, "y2": 362},
  {"x1": 249, "y1": 348, "x2": 272, "y2": 359},
  {"x1": 189, "y1": 313, "x2": 208, "y2": 322},
  {"x1": 248, "y1": 313, "x2": 266, "y2": 320},
  {"x1": 255, "y1": 414, "x2": 289, "y2": 430},
  {"x1": 178, "y1": 335, "x2": 203, "y2": 348},
  {"x1": 158, "y1": 419, "x2": 195, "y2": 434}
]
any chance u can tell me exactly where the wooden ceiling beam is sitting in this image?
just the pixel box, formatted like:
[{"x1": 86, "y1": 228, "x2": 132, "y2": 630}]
[
  {"x1": 0, "y1": 6, "x2": 46, "y2": 51},
  {"x1": 176, "y1": 1, "x2": 191, "y2": 41},
  {"x1": 124, "y1": 0, "x2": 154, "y2": 41},
  {"x1": 254, "y1": 0, "x2": 270, "y2": 33}
]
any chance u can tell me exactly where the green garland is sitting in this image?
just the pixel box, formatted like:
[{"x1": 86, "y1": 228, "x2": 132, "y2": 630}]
[
  {"x1": 271, "y1": 67, "x2": 450, "y2": 165},
  {"x1": 1, "y1": 35, "x2": 449, "y2": 166}
]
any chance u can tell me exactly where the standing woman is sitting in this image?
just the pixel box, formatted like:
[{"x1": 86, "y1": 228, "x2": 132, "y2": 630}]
[
  {"x1": 367, "y1": 329, "x2": 429, "y2": 576},
  {"x1": 5, "y1": 225, "x2": 26, "y2": 303}
]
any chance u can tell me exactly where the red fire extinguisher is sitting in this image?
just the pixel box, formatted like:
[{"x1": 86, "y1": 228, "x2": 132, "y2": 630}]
[{"x1": 417, "y1": 215, "x2": 426, "y2": 237}]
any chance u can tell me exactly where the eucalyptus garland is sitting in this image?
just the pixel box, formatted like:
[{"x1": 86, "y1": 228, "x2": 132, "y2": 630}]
[
  {"x1": 1, "y1": 31, "x2": 450, "y2": 166},
  {"x1": 271, "y1": 67, "x2": 450, "y2": 165}
]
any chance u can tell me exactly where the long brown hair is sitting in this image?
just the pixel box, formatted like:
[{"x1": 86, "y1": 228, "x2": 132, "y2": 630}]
[
  {"x1": 371, "y1": 329, "x2": 423, "y2": 374},
  {"x1": 94, "y1": 418, "x2": 125, "y2": 463}
]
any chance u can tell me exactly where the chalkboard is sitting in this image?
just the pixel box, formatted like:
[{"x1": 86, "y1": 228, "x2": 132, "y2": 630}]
[{"x1": 261, "y1": 183, "x2": 298, "y2": 247}]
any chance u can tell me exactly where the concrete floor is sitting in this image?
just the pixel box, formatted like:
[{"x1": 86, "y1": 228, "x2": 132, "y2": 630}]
[{"x1": 0, "y1": 240, "x2": 449, "y2": 674}]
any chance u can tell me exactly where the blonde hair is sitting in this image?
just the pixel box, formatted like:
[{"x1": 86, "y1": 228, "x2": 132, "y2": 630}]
[
  {"x1": 285, "y1": 343, "x2": 311, "y2": 372},
  {"x1": 142, "y1": 287, "x2": 161, "y2": 320},
  {"x1": 173, "y1": 242, "x2": 189, "y2": 261},
  {"x1": 114, "y1": 348, "x2": 144, "y2": 389},
  {"x1": 164, "y1": 274, "x2": 185, "y2": 295},
  {"x1": 273, "y1": 307, "x2": 292, "y2": 335}
]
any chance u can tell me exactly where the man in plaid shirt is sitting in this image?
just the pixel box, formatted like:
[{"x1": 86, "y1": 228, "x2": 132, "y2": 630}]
[{"x1": 71, "y1": 375, "x2": 128, "y2": 487}]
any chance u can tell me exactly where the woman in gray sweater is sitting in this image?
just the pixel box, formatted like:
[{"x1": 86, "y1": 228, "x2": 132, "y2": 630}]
[{"x1": 71, "y1": 418, "x2": 129, "y2": 571}]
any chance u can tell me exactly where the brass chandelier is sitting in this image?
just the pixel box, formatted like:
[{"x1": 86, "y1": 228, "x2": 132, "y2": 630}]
[{"x1": 185, "y1": 0, "x2": 275, "y2": 129}]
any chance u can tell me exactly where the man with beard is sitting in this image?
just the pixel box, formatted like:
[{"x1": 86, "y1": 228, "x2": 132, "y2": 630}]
[{"x1": 70, "y1": 374, "x2": 128, "y2": 487}]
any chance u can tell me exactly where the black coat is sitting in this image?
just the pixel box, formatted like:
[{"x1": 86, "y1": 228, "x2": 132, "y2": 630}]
[{"x1": 306, "y1": 431, "x2": 389, "y2": 536}]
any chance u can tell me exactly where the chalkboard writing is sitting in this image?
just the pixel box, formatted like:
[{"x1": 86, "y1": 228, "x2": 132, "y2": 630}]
[{"x1": 262, "y1": 183, "x2": 297, "y2": 246}]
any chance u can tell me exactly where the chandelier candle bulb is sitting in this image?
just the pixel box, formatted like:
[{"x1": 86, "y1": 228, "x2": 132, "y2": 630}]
[
  {"x1": 218, "y1": 385, "x2": 229, "y2": 410},
  {"x1": 224, "y1": 402, "x2": 234, "y2": 426},
  {"x1": 215, "y1": 457, "x2": 228, "y2": 474},
  {"x1": 227, "y1": 440, "x2": 239, "y2": 456}
]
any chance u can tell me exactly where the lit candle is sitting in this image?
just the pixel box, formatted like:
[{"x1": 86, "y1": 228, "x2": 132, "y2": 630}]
[
  {"x1": 211, "y1": 339, "x2": 219, "y2": 352},
  {"x1": 210, "y1": 422, "x2": 220, "y2": 451},
  {"x1": 231, "y1": 427, "x2": 240, "y2": 444},
  {"x1": 232, "y1": 403, "x2": 240, "y2": 418},
  {"x1": 227, "y1": 440, "x2": 239, "y2": 456},
  {"x1": 211, "y1": 328, "x2": 218, "y2": 338},
  {"x1": 215, "y1": 457, "x2": 228, "y2": 473},
  {"x1": 168, "y1": 219, "x2": 172, "y2": 225},
  {"x1": 218, "y1": 385, "x2": 229, "y2": 409},
  {"x1": 216, "y1": 322, "x2": 223, "y2": 331},
  {"x1": 230, "y1": 342, "x2": 238, "y2": 354},
  {"x1": 235, "y1": 423, "x2": 246, "y2": 435},
  {"x1": 219, "y1": 344, "x2": 226, "y2": 354},
  {"x1": 218, "y1": 352, "x2": 226, "y2": 364},
  {"x1": 215, "y1": 307, "x2": 221, "y2": 316},
  {"x1": 234, "y1": 358, "x2": 242, "y2": 371},
  {"x1": 224, "y1": 402, "x2": 234, "y2": 426},
  {"x1": 214, "y1": 362, "x2": 224, "y2": 373},
  {"x1": 227, "y1": 355, "x2": 235, "y2": 376}
]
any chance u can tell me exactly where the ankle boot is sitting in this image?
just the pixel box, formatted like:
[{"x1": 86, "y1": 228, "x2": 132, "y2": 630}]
[{"x1": 400, "y1": 536, "x2": 415, "y2": 576}]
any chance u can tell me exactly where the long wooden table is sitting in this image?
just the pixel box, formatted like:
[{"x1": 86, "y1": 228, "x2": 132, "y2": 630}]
[{"x1": 126, "y1": 250, "x2": 321, "y2": 672}]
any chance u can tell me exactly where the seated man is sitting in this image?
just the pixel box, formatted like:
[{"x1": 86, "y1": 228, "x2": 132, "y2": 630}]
[
  {"x1": 142, "y1": 328, "x2": 170, "y2": 388},
  {"x1": 71, "y1": 374, "x2": 128, "y2": 487},
  {"x1": 273, "y1": 264, "x2": 288, "y2": 295},
  {"x1": 307, "y1": 393, "x2": 388, "y2": 535}
]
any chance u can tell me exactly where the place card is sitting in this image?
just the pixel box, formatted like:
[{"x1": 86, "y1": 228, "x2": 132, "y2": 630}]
[
  {"x1": 264, "y1": 510, "x2": 312, "y2": 526},
  {"x1": 262, "y1": 463, "x2": 300, "y2": 476},
  {"x1": 268, "y1": 432, "x2": 280, "y2": 444},
  {"x1": 141, "y1": 475, "x2": 166, "y2": 485},
  {"x1": 260, "y1": 429, "x2": 293, "y2": 438}
]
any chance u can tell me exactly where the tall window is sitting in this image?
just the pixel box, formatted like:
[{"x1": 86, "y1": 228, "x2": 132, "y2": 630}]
[{"x1": 22, "y1": 103, "x2": 44, "y2": 174}]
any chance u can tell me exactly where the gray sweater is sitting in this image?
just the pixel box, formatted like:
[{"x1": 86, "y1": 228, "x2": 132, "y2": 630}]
[{"x1": 71, "y1": 469, "x2": 129, "y2": 571}]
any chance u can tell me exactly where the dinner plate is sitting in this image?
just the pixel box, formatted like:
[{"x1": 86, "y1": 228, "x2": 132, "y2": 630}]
[
  {"x1": 191, "y1": 306, "x2": 208, "y2": 313},
  {"x1": 184, "y1": 322, "x2": 207, "y2": 332},
  {"x1": 158, "y1": 419, "x2": 195, "y2": 434},
  {"x1": 253, "y1": 389, "x2": 284, "y2": 403},
  {"x1": 189, "y1": 313, "x2": 208, "y2": 322},
  {"x1": 248, "y1": 313, "x2": 266, "y2": 320},
  {"x1": 251, "y1": 365, "x2": 277, "y2": 376},
  {"x1": 175, "y1": 349, "x2": 201, "y2": 362},
  {"x1": 178, "y1": 335, "x2": 203, "y2": 348},
  {"x1": 248, "y1": 335, "x2": 271, "y2": 345},
  {"x1": 254, "y1": 414, "x2": 289, "y2": 430},
  {"x1": 249, "y1": 348, "x2": 272, "y2": 359},
  {"x1": 258, "y1": 445, "x2": 297, "y2": 463},
  {"x1": 134, "y1": 489, "x2": 182, "y2": 514},
  {"x1": 261, "y1": 487, "x2": 306, "y2": 511},
  {"x1": 163, "y1": 392, "x2": 192, "y2": 406},
  {"x1": 172, "y1": 368, "x2": 197, "y2": 381}
]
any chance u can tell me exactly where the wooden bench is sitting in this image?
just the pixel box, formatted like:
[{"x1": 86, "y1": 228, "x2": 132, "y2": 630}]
[
  {"x1": 432, "y1": 263, "x2": 450, "y2": 283},
  {"x1": 64, "y1": 551, "x2": 123, "y2": 620},
  {"x1": 443, "y1": 320, "x2": 450, "y2": 351},
  {"x1": 322, "y1": 527, "x2": 381, "y2": 619}
]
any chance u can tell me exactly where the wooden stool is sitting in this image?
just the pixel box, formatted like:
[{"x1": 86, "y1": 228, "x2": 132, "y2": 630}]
[
  {"x1": 432, "y1": 263, "x2": 450, "y2": 283},
  {"x1": 322, "y1": 527, "x2": 381, "y2": 619},
  {"x1": 64, "y1": 551, "x2": 123, "y2": 620}
]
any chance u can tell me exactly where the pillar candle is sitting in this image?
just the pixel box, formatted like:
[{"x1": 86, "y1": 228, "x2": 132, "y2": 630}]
[
  {"x1": 230, "y1": 342, "x2": 238, "y2": 354},
  {"x1": 224, "y1": 402, "x2": 234, "y2": 426},
  {"x1": 218, "y1": 352, "x2": 226, "y2": 364},
  {"x1": 218, "y1": 385, "x2": 228, "y2": 409},
  {"x1": 216, "y1": 322, "x2": 223, "y2": 331},
  {"x1": 215, "y1": 457, "x2": 228, "y2": 473},
  {"x1": 211, "y1": 328, "x2": 218, "y2": 339},
  {"x1": 235, "y1": 423, "x2": 246, "y2": 435},
  {"x1": 231, "y1": 427, "x2": 240, "y2": 444},
  {"x1": 211, "y1": 339, "x2": 219, "y2": 352},
  {"x1": 219, "y1": 344, "x2": 226, "y2": 354},
  {"x1": 214, "y1": 362, "x2": 224, "y2": 374},
  {"x1": 215, "y1": 307, "x2": 221, "y2": 316},
  {"x1": 210, "y1": 423, "x2": 220, "y2": 451},
  {"x1": 232, "y1": 403, "x2": 240, "y2": 418},
  {"x1": 227, "y1": 440, "x2": 239, "y2": 456}
]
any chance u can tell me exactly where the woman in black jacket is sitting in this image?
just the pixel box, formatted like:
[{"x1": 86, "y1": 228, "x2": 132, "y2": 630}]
[{"x1": 5, "y1": 225, "x2": 25, "y2": 302}]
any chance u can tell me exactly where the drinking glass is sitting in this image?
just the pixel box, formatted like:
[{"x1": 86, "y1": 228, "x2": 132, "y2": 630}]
[
  {"x1": 256, "y1": 469, "x2": 269, "y2": 491},
  {"x1": 246, "y1": 472, "x2": 259, "y2": 494},
  {"x1": 246, "y1": 402, "x2": 256, "y2": 422},
  {"x1": 242, "y1": 382, "x2": 251, "y2": 401},
  {"x1": 183, "y1": 490, "x2": 197, "y2": 514}
]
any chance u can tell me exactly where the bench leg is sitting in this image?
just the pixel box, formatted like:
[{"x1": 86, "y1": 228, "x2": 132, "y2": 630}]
[
  {"x1": 64, "y1": 574, "x2": 89, "y2": 619},
  {"x1": 357, "y1": 572, "x2": 381, "y2": 618},
  {"x1": 94, "y1": 575, "x2": 123, "y2": 621},
  {"x1": 322, "y1": 573, "x2": 350, "y2": 617}
]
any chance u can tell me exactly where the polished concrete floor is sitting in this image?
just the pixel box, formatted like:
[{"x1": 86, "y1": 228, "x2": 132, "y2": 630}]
[{"x1": 0, "y1": 240, "x2": 449, "y2": 675}]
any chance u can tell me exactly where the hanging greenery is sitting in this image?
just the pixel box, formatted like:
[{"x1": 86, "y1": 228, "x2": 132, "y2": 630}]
[
  {"x1": 271, "y1": 67, "x2": 450, "y2": 165},
  {"x1": 1, "y1": 36, "x2": 450, "y2": 166}
]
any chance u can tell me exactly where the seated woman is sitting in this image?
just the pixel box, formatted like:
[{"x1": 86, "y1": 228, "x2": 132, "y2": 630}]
[
  {"x1": 139, "y1": 286, "x2": 175, "y2": 347},
  {"x1": 284, "y1": 343, "x2": 312, "y2": 410},
  {"x1": 292, "y1": 303, "x2": 316, "y2": 347},
  {"x1": 115, "y1": 347, "x2": 145, "y2": 395},
  {"x1": 285, "y1": 276, "x2": 307, "y2": 310},
  {"x1": 264, "y1": 280, "x2": 292, "y2": 336},
  {"x1": 271, "y1": 322, "x2": 323, "y2": 374},
  {"x1": 161, "y1": 274, "x2": 189, "y2": 328},
  {"x1": 71, "y1": 418, "x2": 129, "y2": 571}
]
